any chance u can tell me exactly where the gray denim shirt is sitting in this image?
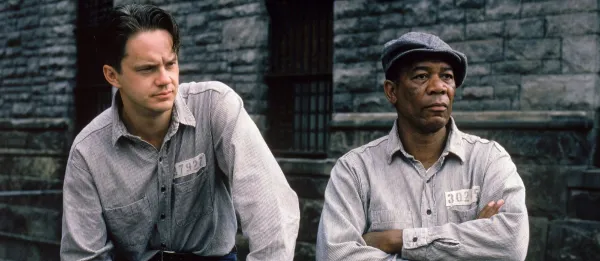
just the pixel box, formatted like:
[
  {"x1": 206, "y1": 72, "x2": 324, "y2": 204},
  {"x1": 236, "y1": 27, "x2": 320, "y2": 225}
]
[
  {"x1": 316, "y1": 119, "x2": 529, "y2": 261},
  {"x1": 61, "y1": 81, "x2": 300, "y2": 261}
]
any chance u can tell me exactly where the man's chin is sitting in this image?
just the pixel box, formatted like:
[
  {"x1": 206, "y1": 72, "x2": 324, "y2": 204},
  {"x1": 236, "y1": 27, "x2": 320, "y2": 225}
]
[{"x1": 420, "y1": 117, "x2": 448, "y2": 134}]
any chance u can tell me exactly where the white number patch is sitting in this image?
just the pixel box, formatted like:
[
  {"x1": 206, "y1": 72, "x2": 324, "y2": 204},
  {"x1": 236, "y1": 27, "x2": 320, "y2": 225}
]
[
  {"x1": 445, "y1": 186, "x2": 480, "y2": 207},
  {"x1": 175, "y1": 153, "x2": 206, "y2": 179}
]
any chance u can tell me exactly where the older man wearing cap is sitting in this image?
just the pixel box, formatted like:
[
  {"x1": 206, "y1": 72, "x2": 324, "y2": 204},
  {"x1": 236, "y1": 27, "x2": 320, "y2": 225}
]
[{"x1": 316, "y1": 32, "x2": 529, "y2": 260}]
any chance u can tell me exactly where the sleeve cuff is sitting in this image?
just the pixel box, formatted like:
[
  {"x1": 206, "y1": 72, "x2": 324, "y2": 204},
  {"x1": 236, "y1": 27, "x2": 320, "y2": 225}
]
[{"x1": 402, "y1": 227, "x2": 429, "y2": 249}]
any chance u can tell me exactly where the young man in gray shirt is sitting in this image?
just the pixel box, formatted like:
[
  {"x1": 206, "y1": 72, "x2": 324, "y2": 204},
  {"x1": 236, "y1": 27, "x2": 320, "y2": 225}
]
[
  {"x1": 60, "y1": 4, "x2": 299, "y2": 261},
  {"x1": 316, "y1": 32, "x2": 529, "y2": 260}
]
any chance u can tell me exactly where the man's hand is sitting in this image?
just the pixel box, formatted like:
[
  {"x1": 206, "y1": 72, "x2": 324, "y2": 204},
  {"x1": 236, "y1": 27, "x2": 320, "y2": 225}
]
[
  {"x1": 478, "y1": 199, "x2": 505, "y2": 219},
  {"x1": 362, "y1": 229, "x2": 403, "y2": 254}
]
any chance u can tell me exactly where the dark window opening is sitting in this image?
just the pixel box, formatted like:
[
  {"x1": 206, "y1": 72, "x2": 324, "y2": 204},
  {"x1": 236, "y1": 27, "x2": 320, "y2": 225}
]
[
  {"x1": 265, "y1": 0, "x2": 334, "y2": 158},
  {"x1": 74, "y1": 0, "x2": 114, "y2": 133}
]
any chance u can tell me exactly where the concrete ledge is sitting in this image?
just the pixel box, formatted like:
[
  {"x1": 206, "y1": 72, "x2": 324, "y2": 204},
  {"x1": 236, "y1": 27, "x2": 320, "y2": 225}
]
[
  {"x1": 331, "y1": 111, "x2": 594, "y2": 130},
  {"x1": 0, "y1": 149, "x2": 66, "y2": 157},
  {"x1": 568, "y1": 168, "x2": 600, "y2": 189},
  {"x1": 0, "y1": 118, "x2": 71, "y2": 130},
  {"x1": 277, "y1": 158, "x2": 336, "y2": 176}
]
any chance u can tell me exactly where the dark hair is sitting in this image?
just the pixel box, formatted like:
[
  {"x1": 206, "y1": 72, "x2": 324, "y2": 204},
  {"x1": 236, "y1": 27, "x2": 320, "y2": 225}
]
[{"x1": 99, "y1": 4, "x2": 180, "y2": 72}]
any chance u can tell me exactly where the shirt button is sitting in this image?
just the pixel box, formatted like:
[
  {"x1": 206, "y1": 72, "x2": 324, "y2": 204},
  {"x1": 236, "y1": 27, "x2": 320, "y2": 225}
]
[
  {"x1": 160, "y1": 213, "x2": 166, "y2": 220},
  {"x1": 427, "y1": 209, "x2": 432, "y2": 215},
  {"x1": 158, "y1": 157, "x2": 163, "y2": 163},
  {"x1": 412, "y1": 237, "x2": 418, "y2": 242},
  {"x1": 160, "y1": 185, "x2": 166, "y2": 192}
]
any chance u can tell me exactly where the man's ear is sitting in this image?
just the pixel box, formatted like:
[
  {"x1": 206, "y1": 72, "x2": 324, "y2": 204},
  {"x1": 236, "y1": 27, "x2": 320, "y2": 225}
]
[
  {"x1": 384, "y1": 80, "x2": 398, "y2": 104},
  {"x1": 103, "y1": 65, "x2": 121, "y2": 88}
]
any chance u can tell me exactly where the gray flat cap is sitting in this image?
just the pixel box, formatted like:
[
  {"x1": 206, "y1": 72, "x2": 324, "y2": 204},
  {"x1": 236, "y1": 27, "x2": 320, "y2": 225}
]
[{"x1": 381, "y1": 32, "x2": 468, "y2": 87}]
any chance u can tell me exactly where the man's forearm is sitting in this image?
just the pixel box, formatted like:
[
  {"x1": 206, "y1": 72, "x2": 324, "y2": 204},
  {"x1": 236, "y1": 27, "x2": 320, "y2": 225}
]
[{"x1": 363, "y1": 229, "x2": 403, "y2": 254}]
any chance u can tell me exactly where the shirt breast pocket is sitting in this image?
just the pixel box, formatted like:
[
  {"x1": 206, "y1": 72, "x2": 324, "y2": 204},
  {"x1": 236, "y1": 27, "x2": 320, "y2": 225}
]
[
  {"x1": 448, "y1": 205, "x2": 478, "y2": 224},
  {"x1": 103, "y1": 196, "x2": 153, "y2": 247},
  {"x1": 369, "y1": 209, "x2": 413, "y2": 232},
  {"x1": 172, "y1": 166, "x2": 214, "y2": 227}
]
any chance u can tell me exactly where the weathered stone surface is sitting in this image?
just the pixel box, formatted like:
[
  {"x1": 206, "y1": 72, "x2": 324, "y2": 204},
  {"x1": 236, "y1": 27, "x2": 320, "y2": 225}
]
[
  {"x1": 546, "y1": 220, "x2": 600, "y2": 261},
  {"x1": 485, "y1": 0, "x2": 521, "y2": 20},
  {"x1": 505, "y1": 39, "x2": 560, "y2": 60},
  {"x1": 453, "y1": 99, "x2": 512, "y2": 110},
  {"x1": 335, "y1": 46, "x2": 380, "y2": 64},
  {"x1": 378, "y1": 28, "x2": 412, "y2": 45},
  {"x1": 521, "y1": 74, "x2": 597, "y2": 110},
  {"x1": 354, "y1": 92, "x2": 392, "y2": 113},
  {"x1": 462, "y1": 86, "x2": 494, "y2": 100},
  {"x1": 329, "y1": 130, "x2": 388, "y2": 158},
  {"x1": 333, "y1": 93, "x2": 354, "y2": 113},
  {"x1": 0, "y1": 156, "x2": 65, "y2": 179},
  {"x1": 562, "y1": 35, "x2": 600, "y2": 73},
  {"x1": 402, "y1": 1, "x2": 437, "y2": 26},
  {"x1": 333, "y1": 63, "x2": 377, "y2": 93},
  {"x1": 286, "y1": 175, "x2": 329, "y2": 199},
  {"x1": 505, "y1": 18, "x2": 544, "y2": 38},
  {"x1": 336, "y1": 17, "x2": 378, "y2": 34},
  {"x1": 297, "y1": 199, "x2": 324, "y2": 242},
  {"x1": 456, "y1": 0, "x2": 485, "y2": 8},
  {"x1": 526, "y1": 217, "x2": 549, "y2": 261},
  {"x1": 568, "y1": 188, "x2": 600, "y2": 221},
  {"x1": 0, "y1": 204, "x2": 61, "y2": 241},
  {"x1": 451, "y1": 39, "x2": 503, "y2": 63},
  {"x1": 494, "y1": 85, "x2": 519, "y2": 100},
  {"x1": 466, "y1": 21, "x2": 504, "y2": 40},
  {"x1": 492, "y1": 61, "x2": 542, "y2": 74},
  {"x1": 521, "y1": 0, "x2": 597, "y2": 17},
  {"x1": 542, "y1": 60, "x2": 561, "y2": 74},
  {"x1": 334, "y1": 33, "x2": 379, "y2": 48},
  {"x1": 480, "y1": 74, "x2": 522, "y2": 87},
  {"x1": 294, "y1": 242, "x2": 317, "y2": 261},
  {"x1": 546, "y1": 13, "x2": 599, "y2": 36},
  {"x1": 467, "y1": 63, "x2": 490, "y2": 76},
  {"x1": 334, "y1": 0, "x2": 369, "y2": 19},
  {"x1": 222, "y1": 16, "x2": 268, "y2": 49},
  {"x1": 437, "y1": 8, "x2": 465, "y2": 24}
]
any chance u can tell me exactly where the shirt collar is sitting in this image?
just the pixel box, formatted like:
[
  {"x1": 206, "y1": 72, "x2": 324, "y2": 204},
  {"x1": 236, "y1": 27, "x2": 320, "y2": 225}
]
[
  {"x1": 386, "y1": 116, "x2": 465, "y2": 164},
  {"x1": 111, "y1": 89, "x2": 196, "y2": 145}
]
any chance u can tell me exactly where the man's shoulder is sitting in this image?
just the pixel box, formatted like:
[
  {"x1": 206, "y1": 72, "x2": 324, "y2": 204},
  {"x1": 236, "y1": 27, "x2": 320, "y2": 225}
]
[
  {"x1": 179, "y1": 81, "x2": 233, "y2": 98},
  {"x1": 69, "y1": 109, "x2": 113, "y2": 155},
  {"x1": 457, "y1": 130, "x2": 510, "y2": 158},
  {"x1": 337, "y1": 135, "x2": 389, "y2": 164}
]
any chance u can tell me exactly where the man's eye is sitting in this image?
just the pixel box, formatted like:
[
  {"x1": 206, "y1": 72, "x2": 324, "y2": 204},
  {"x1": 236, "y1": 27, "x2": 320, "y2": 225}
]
[
  {"x1": 138, "y1": 67, "x2": 153, "y2": 72},
  {"x1": 414, "y1": 74, "x2": 428, "y2": 80},
  {"x1": 442, "y1": 74, "x2": 454, "y2": 79}
]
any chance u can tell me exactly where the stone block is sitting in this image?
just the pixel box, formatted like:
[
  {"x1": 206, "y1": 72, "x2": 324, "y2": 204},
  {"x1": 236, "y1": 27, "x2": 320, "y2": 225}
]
[
  {"x1": 334, "y1": 33, "x2": 379, "y2": 48},
  {"x1": 333, "y1": 93, "x2": 354, "y2": 113},
  {"x1": 456, "y1": 0, "x2": 485, "y2": 8},
  {"x1": 222, "y1": 16, "x2": 268, "y2": 49},
  {"x1": 505, "y1": 39, "x2": 560, "y2": 60},
  {"x1": 462, "y1": 86, "x2": 494, "y2": 100},
  {"x1": 505, "y1": 18, "x2": 544, "y2": 38},
  {"x1": 468, "y1": 63, "x2": 491, "y2": 76},
  {"x1": 0, "y1": 156, "x2": 65, "y2": 179},
  {"x1": 403, "y1": 1, "x2": 437, "y2": 26},
  {"x1": 562, "y1": 35, "x2": 600, "y2": 73},
  {"x1": 286, "y1": 175, "x2": 329, "y2": 199},
  {"x1": 437, "y1": 8, "x2": 465, "y2": 23},
  {"x1": 485, "y1": 0, "x2": 521, "y2": 20},
  {"x1": 0, "y1": 204, "x2": 61, "y2": 241},
  {"x1": 480, "y1": 74, "x2": 521, "y2": 87},
  {"x1": 294, "y1": 242, "x2": 316, "y2": 261},
  {"x1": 521, "y1": 0, "x2": 597, "y2": 17},
  {"x1": 297, "y1": 198, "x2": 324, "y2": 242},
  {"x1": 333, "y1": 62, "x2": 377, "y2": 93},
  {"x1": 336, "y1": 17, "x2": 378, "y2": 34},
  {"x1": 450, "y1": 39, "x2": 503, "y2": 63},
  {"x1": 542, "y1": 60, "x2": 561, "y2": 74},
  {"x1": 186, "y1": 14, "x2": 207, "y2": 30},
  {"x1": 546, "y1": 220, "x2": 600, "y2": 261},
  {"x1": 466, "y1": 21, "x2": 504, "y2": 40},
  {"x1": 546, "y1": 13, "x2": 599, "y2": 36},
  {"x1": 335, "y1": 46, "x2": 380, "y2": 64},
  {"x1": 194, "y1": 32, "x2": 222, "y2": 45},
  {"x1": 465, "y1": 8, "x2": 486, "y2": 23},
  {"x1": 492, "y1": 60, "x2": 542, "y2": 74},
  {"x1": 521, "y1": 74, "x2": 597, "y2": 110},
  {"x1": 526, "y1": 217, "x2": 549, "y2": 261},
  {"x1": 438, "y1": 23, "x2": 465, "y2": 42},
  {"x1": 353, "y1": 92, "x2": 392, "y2": 113},
  {"x1": 334, "y1": 0, "x2": 370, "y2": 19},
  {"x1": 494, "y1": 85, "x2": 519, "y2": 100},
  {"x1": 378, "y1": 28, "x2": 412, "y2": 45}
]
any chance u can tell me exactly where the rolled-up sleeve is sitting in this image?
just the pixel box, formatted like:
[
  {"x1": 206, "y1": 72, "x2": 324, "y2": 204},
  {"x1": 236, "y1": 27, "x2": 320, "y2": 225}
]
[
  {"x1": 61, "y1": 150, "x2": 113, "y2": 261},
  {"x1": 316, "y1": 157, "x2": 399, "y2": 261},
  {"x1": 402, "y1": 143, "x2": 529, "y2": 261},
  {"x1": 210, "y1": 84, "x2": 300, "y2": 261}
]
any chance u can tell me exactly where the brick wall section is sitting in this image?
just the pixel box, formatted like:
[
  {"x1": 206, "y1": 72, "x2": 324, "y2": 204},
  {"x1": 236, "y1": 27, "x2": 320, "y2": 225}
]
[
  {"x1": 333, "y1": 0, "x2": 600, "y2": 113},
  {"x1": 0, "y1": 0, "x2": 77, "y2": 260},
  {"x1": 114, "y1": 0, "x2": 270, "y2": 131}
]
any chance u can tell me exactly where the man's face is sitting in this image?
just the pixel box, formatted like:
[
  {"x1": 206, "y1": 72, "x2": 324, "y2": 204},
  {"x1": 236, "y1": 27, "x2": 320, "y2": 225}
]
[
  {"x1": 109, "y1": 29, "x2": 179, "y2": 117},
  {"x1": 385, "y1": 60, "x2": 456, "y2": 134}
]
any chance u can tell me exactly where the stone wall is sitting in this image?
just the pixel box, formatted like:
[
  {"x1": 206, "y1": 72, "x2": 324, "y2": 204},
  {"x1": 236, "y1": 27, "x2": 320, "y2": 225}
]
[
  {"x1": 333, "y1": 0, "x2": 600, "y2": 113},
  {"x1": 0, "y1": 0, "x2": 77, "y2": 260}
]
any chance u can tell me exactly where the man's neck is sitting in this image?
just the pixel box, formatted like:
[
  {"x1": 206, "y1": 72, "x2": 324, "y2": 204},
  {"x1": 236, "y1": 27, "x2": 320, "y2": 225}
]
[
  {"x1": 121, "y1": 104, "x2": 172, "y2": 150},
  {"x1": 397, "y1": 120, "x2": 449, "y2": 170}
]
